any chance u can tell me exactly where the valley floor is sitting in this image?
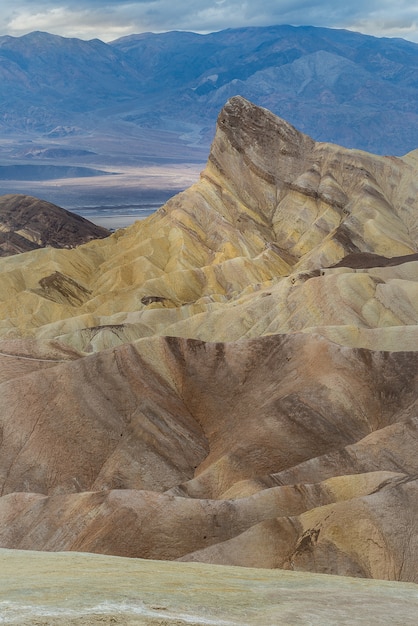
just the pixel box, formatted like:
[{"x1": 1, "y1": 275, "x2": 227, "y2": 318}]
[
  {"x1": 0, "y1": 162, "x2": 203, "y2": 228},
  {"x1": 1, "y1": 549, "x2": 418, "y2": 625}
]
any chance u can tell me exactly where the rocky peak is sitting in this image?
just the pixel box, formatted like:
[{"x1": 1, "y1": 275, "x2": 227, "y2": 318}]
[{"x1": 211, "y1": 96, "x2": 315, "y2": 190}]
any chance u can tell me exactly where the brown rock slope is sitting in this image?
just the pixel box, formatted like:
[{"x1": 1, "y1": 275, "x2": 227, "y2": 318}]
[
  {"x1": 0, "y1": 193, "x2": 109, "y2": 256},
  {"x1": 0, "y1": 97, "x2": 417, "y2": 584},
  {"x1": 0, "y1": 334, "x2": 417, "y2": 581}
]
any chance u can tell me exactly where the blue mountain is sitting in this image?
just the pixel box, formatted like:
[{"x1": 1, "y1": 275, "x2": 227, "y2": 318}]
[{"x1": 1, "y1": 25, "x2": 418, "y2": 155}]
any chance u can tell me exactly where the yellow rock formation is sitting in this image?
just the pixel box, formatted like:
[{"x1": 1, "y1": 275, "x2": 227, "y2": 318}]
[{"x1": 0, "y1": 97, "x2": 416, "y2": 353}]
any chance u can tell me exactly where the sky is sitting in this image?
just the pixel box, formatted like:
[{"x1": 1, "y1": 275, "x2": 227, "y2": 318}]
[{"x1": 1, "y1": 0, "x2": 418, "y2": 44}]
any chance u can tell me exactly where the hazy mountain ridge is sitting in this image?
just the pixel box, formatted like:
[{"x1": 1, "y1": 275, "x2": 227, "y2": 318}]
[{"x1": 1, "y1": 25, "x2": 418, "y2": 154}]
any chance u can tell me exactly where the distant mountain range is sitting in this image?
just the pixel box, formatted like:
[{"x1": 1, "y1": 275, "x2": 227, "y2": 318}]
[{"x1": 1, "y1": 25, "x2": 418, "y2": 156}]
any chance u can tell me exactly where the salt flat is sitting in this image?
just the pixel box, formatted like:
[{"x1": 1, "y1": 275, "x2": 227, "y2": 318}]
[{"x1": 0, "y1": 163, "x2": 203, "y2": 227}]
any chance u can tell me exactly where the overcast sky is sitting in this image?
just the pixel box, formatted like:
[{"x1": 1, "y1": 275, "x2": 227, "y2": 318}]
[{"x1": 2, "y1": 1, "x2": 418, "y2": 43}]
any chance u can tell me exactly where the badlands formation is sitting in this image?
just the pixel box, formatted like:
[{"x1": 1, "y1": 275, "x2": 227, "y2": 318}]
[
  {"x1": 0, "y1": 193, "x2": 109, "y2": 256},
  {"x1": 0, "y1": 96, "x2": 417, "y2": 611}
]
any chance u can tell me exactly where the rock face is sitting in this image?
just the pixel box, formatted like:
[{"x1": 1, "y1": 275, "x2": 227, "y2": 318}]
[
  {"x1": 0, "y1": 97, "x2": 417, "y2": 584},
  {"x1": 0, "y1": 193, "x2": 109, "y2": 256}
]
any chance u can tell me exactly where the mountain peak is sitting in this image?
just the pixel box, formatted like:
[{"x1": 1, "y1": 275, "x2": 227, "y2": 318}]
[{"x1": 217, "y1": 95, "x2": 312, "y2": 156}]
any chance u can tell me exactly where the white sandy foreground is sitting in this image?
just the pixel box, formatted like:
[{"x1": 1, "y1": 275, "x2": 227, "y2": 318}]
[{"x1": 0, "y1": 549, "x2": 418, "y2": 625}]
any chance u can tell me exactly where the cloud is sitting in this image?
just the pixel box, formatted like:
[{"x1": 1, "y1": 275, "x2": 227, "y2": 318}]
[
  {"x1": 1, "y1": 0, "x2": 418, "y2": 43},
  {"x1": 6, "y1": 6, "x2": 138, "y2": 41}
]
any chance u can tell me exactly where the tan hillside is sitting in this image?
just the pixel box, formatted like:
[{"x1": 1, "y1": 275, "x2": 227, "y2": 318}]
[{"x1": 0, "y1": 97, "x2": 417, "y2": 586}]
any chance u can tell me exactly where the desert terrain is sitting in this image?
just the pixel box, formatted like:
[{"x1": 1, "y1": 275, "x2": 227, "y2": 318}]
[{"x1": 0, "y1": 96, "x2": 417, "y2": 623}]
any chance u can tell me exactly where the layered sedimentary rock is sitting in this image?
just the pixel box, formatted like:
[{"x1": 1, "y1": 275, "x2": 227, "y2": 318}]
[
  {"x1": 0, "y1": 333, "x2": 417, "y2": 582},
  {"x1": 0, "y1": 193, "x2": 109, "y2": 256},
  {"x1": 0, "y1": 98, "x2": 416, "y2": 350},
  {"x1": 0, "y1": 97, "x2": 417, "y2": 584}
]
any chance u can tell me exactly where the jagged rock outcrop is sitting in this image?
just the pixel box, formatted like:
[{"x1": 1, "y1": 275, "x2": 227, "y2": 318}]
[
  {"x1": 0, "y1": 97, "x2": 417, "y2": 584},
  {"x1": 0, "y1": 194, "x2": 109, "y2": 256}
]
